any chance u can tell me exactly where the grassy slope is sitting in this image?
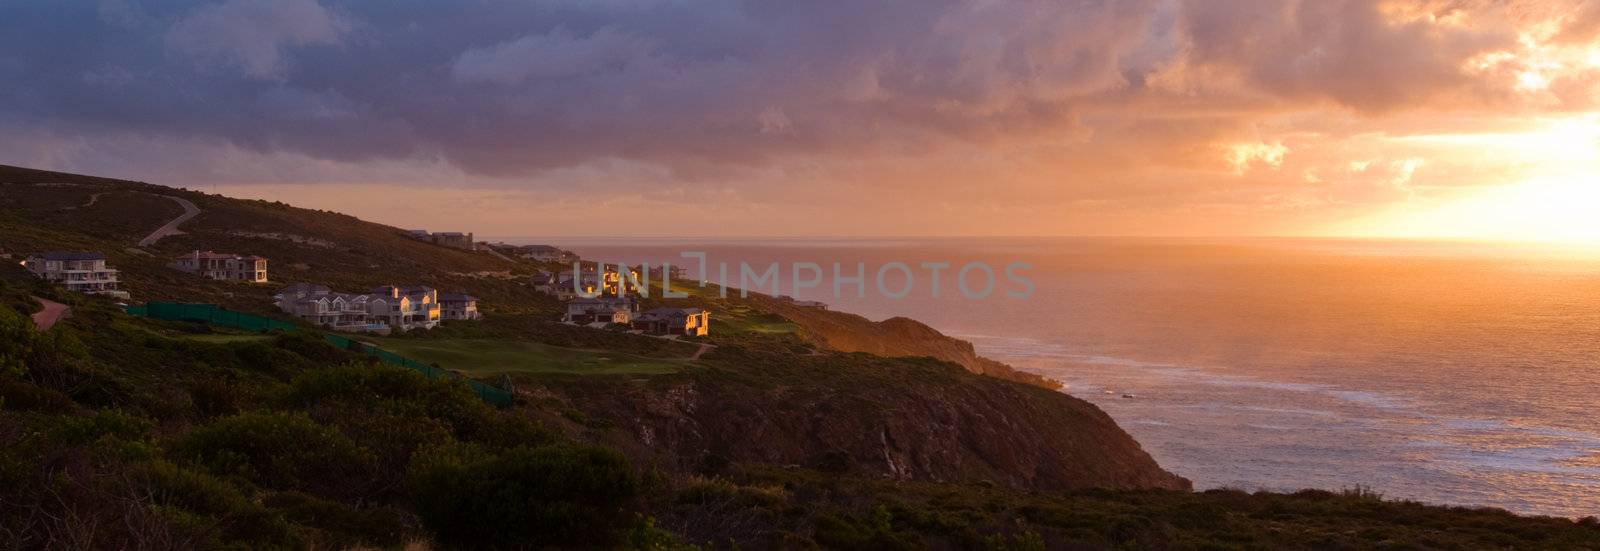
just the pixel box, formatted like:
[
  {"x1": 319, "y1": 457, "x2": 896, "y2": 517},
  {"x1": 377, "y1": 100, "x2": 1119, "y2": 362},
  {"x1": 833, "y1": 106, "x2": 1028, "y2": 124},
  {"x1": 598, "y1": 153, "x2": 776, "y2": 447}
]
[
  {"x1": 358, "y1": 336, "x2": 686, "y2": 376},
  {"x1": 0, "y1": 165, "x2": 559, "y2": 317}
]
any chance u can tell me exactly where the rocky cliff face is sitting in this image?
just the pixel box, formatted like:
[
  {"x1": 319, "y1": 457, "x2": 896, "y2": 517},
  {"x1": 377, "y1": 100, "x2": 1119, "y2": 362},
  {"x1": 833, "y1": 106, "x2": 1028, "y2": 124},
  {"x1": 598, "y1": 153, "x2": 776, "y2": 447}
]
[
  {"x1": 747, "y1": 295, "x2": 1060, "y2": 389},
  {"x1": 524, "y1": 352, "x2": 1190, "y2": 492}
]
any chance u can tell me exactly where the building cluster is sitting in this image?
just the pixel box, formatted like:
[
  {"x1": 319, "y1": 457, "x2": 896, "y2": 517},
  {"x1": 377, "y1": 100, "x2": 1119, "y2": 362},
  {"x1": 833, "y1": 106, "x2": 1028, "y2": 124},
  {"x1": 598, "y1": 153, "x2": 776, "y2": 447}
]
[
  {"x1": 532, "y1": 266, "x2": 642, "y2": 300},
  {"x1": 562, "y1": 297, "x2": 709, "y2": 337},
  {"x1": 170, "y1": 250, "x2": 268, "y2": 283},
  {"x1": 542, "y1": 262, "x2": 710, "y2": 337},
  {"x1": 22, "y1": 251, "x2": 129, "y2": 299},
  {"x1": 406, "y1": 230, "x2": 476, "y2": 250},
  {"x1": 275, "y1": 282, "x2": 479, "y2": 334}
]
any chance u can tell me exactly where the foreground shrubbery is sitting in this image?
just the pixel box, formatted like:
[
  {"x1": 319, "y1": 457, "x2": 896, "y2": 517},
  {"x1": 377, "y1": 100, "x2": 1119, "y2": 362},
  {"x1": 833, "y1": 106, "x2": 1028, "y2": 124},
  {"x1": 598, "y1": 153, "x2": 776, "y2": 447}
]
[
  {"x1": 409, "y1": 442, "x2": 640, "y2": 547},
  {"x1": 0, "y1": 291, "x2": 658, "y2": 549}
]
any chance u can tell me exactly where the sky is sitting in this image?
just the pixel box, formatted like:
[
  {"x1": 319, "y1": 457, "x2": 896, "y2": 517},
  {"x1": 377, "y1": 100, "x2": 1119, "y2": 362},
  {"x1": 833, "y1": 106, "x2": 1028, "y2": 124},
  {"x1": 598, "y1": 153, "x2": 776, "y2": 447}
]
[{"x1": 2, "y1": 0, "x2": 1598, "y2": 240}]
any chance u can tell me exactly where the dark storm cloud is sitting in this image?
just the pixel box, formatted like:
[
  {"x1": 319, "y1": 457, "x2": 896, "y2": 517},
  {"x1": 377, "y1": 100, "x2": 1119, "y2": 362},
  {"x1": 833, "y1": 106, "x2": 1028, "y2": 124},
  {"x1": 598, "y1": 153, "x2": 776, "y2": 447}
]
[
  {"x1": 0, "y1": 0, "x2": 1170, "y2": 176},
  {"x1": 0, "y1": 0, "x2": 1573, "y2": 190}
]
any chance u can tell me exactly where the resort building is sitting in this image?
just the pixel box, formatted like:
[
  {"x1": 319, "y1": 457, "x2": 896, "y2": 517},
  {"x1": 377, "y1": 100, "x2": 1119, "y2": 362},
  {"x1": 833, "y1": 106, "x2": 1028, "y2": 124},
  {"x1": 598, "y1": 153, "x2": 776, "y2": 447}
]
[
  {"x1": 633, "y1": 307, "x2": 710, "y2": 337},
  {"x1": 274, "y1": 283, "x2": 470, "y2": 333},
  {"x1": 170, "y1": 250, "x2": 268, "y2": 283},
  {"x1": 23, "y1": 251, "x2": 129, "y2": 298}
]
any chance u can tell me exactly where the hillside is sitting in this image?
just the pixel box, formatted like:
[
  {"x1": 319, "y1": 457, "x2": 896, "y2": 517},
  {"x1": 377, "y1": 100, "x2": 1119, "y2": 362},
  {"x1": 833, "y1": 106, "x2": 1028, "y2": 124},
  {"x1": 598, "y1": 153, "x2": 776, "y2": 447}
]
[
  {"x1": 0, "y1": 164, "x2": 1054, "y2": 389},
  {"x1": 3, "y1": 165, "x2": 1599, "y2": 549},
  {"x1": 0, "y1": 165, "x2": 557, "y2": 316}
]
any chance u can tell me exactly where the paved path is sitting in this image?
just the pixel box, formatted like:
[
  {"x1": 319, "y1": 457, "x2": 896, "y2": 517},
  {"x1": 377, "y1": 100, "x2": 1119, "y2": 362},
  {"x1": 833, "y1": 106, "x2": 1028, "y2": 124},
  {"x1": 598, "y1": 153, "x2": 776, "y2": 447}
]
[
  {"x1": 484, "y1": 248, "x2": 517, "y2": 263},
  {"x1": 63, "y1": 191, "x2": 107, "y2": 210},
  {"x1": 690, "y1": 342, "x2": 715, "y2": 360},
  {"x1": 137, "y1": 195, "x2": 200, "y2": 246},
  {"x1": 30, "y1": 296, "x2": 70, "y2": 331}
]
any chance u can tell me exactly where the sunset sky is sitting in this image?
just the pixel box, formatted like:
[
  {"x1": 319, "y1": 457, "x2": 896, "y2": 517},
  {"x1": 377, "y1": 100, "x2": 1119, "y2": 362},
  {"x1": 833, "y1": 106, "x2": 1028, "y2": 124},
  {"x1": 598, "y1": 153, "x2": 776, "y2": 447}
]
[{"x1": 3, "y1": 1, "x2": 1598, "y2": 240}]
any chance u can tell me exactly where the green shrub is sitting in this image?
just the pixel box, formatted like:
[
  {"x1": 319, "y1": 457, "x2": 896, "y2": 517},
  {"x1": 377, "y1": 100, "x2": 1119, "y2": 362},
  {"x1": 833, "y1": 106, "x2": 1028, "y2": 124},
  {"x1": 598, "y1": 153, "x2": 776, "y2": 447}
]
[
  {"x1": 282, "y1": 363, "x2": 492, "y2": 436},
  {"x1": 139, "y1": 460, "x2": 303, "y2": 549},
  {"x1": 0, "y1": 306, "x2": 34, "y2": 377},
  {"x1": 173, "y1": 412, "x2": 373, "y2": 494},
  {"x1": 261, "y1": 491, "x2": 410, "y2": 548},
  {"x1": 407, "y1": 442, "x2": 640, "y2": 547}
]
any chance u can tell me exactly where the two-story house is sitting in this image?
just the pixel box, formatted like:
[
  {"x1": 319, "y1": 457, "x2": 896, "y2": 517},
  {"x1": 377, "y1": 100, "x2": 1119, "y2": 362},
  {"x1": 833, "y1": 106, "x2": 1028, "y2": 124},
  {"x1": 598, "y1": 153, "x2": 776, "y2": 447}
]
[
  {"x1": 274, "y1": 283, "x2": 465, "y2": 332},
  {"x1": 23, "y1": 251, "x2": 129, "y2": 298},
  {"x1": 170, "y1": 250, "x2": 268, "y2": 282},
  {"x1": 565, "y1": 297, "x2": 638, "y2": 325},
  {"x1": 439, "y1": 293, "x2": 481, "y2": 320},
  {"x1": 633, "y1": 307, "x2": 710, "y2": 337}
]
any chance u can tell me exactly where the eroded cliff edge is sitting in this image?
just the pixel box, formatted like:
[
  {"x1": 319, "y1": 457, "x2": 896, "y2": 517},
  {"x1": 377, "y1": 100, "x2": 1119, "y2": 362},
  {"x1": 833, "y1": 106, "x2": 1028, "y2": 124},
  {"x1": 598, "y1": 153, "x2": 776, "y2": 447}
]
[{"x1": 524, "y1": 351, "x2": 1191, "y2": 492}]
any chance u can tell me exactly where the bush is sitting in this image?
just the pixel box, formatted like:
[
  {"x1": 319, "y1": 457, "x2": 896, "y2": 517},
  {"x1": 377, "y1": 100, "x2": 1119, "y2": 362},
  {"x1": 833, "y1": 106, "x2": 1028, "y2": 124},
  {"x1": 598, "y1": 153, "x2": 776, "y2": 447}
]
[
  {"x1": 139, "y1": 460, "x2": 303, "y2": 549},
  {"x1": 282, "y1": 363, "x2": 492, "y2": 437},
  {"x1": 172, "y1": 412, "x2": 373, "y2": 494},
  {"x1": 261, "y1": 491, "x2": 410, "y2": 548},
  {"x1": 407, "y1": 442, "x2": 640, "y2": 547},
  {"x1": 0, "y1": 306, "x2": 34, "y2": 377}
]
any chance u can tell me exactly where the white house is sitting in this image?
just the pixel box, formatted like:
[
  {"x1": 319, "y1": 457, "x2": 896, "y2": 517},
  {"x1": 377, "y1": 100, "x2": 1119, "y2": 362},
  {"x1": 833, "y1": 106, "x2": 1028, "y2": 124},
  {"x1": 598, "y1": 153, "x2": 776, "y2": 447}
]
[
  {"x1": 274, "y1": 283, "x2": 459, "y2": 332},
  {"x1": 23, "y1": 251, "x2": 129, "y2": 298}
]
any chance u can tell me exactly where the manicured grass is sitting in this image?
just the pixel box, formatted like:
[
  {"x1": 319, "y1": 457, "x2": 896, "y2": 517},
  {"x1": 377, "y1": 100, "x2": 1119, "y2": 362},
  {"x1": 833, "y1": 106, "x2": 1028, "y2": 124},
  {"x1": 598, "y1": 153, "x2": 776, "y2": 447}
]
[
  {"x1": 359, "y1": 337, "x2": 686, "y2": 376},
  {"x1": 715, "y1": 306, "x2": 799, "y2": 334},
  {"x1": 179, "y1": 333, "x2": 277, "y2": 344}
]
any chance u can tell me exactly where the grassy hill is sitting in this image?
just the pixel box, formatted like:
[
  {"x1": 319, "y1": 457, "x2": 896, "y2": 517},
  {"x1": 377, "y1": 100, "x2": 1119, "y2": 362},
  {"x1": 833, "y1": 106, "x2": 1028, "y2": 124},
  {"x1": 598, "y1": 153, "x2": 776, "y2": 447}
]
[
  {"x1": 3, "y1": 165, "x2": 1598, "y2": 549},
  {"x1": 0, "y1": 164, "x2": 557, "y2": 316}
]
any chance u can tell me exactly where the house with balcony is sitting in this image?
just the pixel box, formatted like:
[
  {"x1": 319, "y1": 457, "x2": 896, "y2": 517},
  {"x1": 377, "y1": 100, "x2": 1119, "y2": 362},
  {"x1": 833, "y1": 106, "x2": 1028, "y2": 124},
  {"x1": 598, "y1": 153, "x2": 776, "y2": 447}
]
[
  {"x1": 633, "y1": 307, "x2": 710, "y2": 337},
  {"x1": 274, "y1": 283, "x2": 459, "y2": 333},
  {"x1": 23, "y1": 251, "x2": 129, "y2": 299},
  {"x1": 170, "y1": 250, "x2": 268, "y2": 283},
  {"x1": 369, "y1": 285, "x2": 442, "y2": 330}
]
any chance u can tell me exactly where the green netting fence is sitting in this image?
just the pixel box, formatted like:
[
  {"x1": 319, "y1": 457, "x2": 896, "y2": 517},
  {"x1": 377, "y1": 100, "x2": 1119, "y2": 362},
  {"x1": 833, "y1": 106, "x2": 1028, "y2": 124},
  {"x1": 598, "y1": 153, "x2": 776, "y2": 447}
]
[{"x1": 123, "y1": 301, "x2": 514, "y2": 407}]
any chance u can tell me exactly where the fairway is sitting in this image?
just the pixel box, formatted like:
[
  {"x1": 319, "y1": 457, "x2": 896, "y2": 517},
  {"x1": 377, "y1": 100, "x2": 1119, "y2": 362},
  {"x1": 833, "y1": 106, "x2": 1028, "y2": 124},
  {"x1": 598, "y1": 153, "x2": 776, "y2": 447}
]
[{"x1": 359, "y1": 338, "x2": 686, "y2": 376}]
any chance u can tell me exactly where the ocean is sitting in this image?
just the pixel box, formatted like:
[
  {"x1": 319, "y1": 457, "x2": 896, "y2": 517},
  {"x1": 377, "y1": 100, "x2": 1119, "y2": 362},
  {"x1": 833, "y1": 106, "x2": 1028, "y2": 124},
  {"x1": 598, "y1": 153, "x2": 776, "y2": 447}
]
[{"x1": 518, "y1": 236, "x2": 1600, "y2": 518}]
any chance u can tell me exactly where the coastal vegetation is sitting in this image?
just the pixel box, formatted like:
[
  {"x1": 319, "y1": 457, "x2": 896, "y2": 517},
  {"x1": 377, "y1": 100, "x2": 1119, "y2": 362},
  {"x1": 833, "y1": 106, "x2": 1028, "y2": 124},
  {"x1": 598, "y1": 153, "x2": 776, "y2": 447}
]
[{"x1": 3, "y1": 165, "x2": 1598, "y2": 548}]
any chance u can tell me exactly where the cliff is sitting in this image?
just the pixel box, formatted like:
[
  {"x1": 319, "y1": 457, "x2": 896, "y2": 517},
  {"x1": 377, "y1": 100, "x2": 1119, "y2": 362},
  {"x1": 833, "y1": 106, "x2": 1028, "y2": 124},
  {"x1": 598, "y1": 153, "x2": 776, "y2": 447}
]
[
  {"x1": 526, "y1": 350, "x2": 1189, "y2": 492},
  {"x1": 745, "y1": 294, "x2": 1061, "y2": 389}
]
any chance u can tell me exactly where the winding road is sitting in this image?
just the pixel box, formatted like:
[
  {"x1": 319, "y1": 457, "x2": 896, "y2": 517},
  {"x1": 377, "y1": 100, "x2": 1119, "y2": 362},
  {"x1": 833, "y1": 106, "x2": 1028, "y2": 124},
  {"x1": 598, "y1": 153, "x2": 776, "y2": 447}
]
[
  {"x1": 30, "y1": 296, "x2": 70, "y2": 331},
  {"x1": 138, "y1": 195, "x2": 200, "y2": 246}
]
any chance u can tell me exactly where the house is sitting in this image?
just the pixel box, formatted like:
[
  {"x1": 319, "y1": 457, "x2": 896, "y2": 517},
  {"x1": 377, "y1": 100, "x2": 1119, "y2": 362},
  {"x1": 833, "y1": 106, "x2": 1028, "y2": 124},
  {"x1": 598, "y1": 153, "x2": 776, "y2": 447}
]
[
  {"x1": 439, "y1": 293, "x2": 481, "y2": 320},
  {"x1": 23, "y1": 251, "x2": 129, "y2": 298},
  {"x1": 633, "y1": 307, "x2": 710, "y2": 337},
  {"x1": 170, "y1": 250, "x2": 268, "y2": 282},
  {"x1": 564, "y1": 297, "x2": 637, "y2": 325},
  {"x1": 406, "y1": 230, "x2": 476, "y2": 251},
  {"x1": 274, "y1": 283, "x2": 460, "y2": 332},
  {"x1": 370, "y1": 285, "x2": 442, "y2": 329}
]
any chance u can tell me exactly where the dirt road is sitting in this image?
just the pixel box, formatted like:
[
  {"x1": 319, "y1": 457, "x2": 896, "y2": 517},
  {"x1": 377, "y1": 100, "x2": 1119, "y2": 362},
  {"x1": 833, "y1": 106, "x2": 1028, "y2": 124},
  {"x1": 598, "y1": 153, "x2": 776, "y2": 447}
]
[
  {"x1": 30, "y1": 296, "x2": 70, "y2": 330},
  {"x1": 137, "y1": 195, "x2": 200, "y2": 246}
]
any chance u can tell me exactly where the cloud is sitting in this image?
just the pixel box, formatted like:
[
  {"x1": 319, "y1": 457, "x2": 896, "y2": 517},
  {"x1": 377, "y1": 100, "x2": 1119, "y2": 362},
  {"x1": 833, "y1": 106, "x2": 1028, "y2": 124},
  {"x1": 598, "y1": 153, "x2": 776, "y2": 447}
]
[
  {"x1": 165, "y1": 0, "x2": 346, "y2": 80},
  {"x1": 0, "y1": 0, "x2": 1594, "y2": 236}
]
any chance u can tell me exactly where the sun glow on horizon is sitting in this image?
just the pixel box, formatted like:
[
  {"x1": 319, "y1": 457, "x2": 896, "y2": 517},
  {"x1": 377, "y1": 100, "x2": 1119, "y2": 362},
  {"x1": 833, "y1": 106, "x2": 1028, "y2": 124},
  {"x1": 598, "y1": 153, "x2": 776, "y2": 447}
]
[{"x1": 1342, "y1": 115, "x2": 1600, "y2": 246}]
